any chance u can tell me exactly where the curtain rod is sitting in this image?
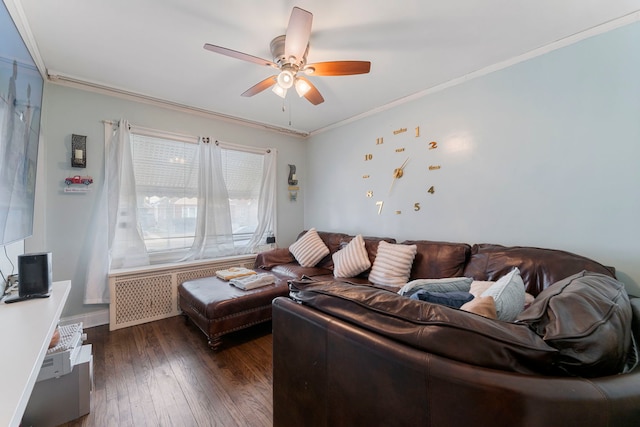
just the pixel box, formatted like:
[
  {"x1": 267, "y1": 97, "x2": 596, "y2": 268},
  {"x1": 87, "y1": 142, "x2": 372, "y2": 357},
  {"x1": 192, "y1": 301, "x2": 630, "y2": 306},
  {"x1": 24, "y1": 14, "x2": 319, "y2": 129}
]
[
  {"x1": 102, "y1": 120, "x2": 273, "y2": 153},
  {"x1": 215, "y1": 139, "x2": 273, "y2": 154},
  {"x1": 102, "y1": 120, "x2": 199, "y2": 144}
]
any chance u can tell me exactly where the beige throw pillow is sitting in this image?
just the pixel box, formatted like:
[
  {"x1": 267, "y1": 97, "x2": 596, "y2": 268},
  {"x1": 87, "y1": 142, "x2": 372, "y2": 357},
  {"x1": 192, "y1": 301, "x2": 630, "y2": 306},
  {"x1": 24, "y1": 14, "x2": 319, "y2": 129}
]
[
  {"x1": 333, "y1": 234, "x2": 372, "y2": 278},
  {"x1": 368, "y1": 241, "x2": 417, "y2": 286},
  {"x1": 461, "y1": 296, "x2": 497, "y2": 319},
  {"x1": 289, "y1": 228, "x2": 330, "y2": 267},
  {"x1": 469, "y1": 280, "x2": 494, "y2": 297}
]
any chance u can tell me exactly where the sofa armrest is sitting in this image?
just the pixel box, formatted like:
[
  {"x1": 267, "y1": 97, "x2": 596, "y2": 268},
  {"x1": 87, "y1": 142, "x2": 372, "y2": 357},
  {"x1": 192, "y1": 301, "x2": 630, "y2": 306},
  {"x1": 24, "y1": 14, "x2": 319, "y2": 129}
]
[
  {"x1": 254, "y1": 248, "x2": 295, "y2": 270},
  {"x1": 272, "y1": 296, "x2": 640, "y2": 427}
]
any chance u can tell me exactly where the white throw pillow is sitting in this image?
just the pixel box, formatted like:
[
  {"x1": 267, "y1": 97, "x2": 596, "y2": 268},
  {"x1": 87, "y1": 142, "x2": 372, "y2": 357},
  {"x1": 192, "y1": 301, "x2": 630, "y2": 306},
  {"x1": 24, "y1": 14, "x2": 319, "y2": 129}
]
[
  {"x1": 333, "y1": 234, "x2": 371, "y2": 278},
  {"x1": 289, "y1": 228, "x2": 330, "y2": 267},
  {"x1": 480, "y1": 267, "x2": 526, "y2": 322},
  {"x1": 368, "y1": 241, "x2": 417, "y2": 286}
]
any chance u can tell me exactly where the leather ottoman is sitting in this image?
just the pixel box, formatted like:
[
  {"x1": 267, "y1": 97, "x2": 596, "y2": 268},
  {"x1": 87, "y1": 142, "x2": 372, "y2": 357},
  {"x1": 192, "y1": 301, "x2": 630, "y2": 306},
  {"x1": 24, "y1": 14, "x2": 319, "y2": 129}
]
[{"x1": 178, "y1": 272, "x2": 289, "y2": 349}]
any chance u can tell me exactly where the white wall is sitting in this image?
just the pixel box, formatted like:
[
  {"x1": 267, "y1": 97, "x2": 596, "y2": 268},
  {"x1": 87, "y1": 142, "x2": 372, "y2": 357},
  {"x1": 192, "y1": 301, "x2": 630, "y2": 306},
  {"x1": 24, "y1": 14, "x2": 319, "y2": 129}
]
[
  {"x1": 36, "y1": 84, "x2": 306, "y2": 318},
  {"x1": 306, "y1": 22, "x2": 640, "y2": 295}
]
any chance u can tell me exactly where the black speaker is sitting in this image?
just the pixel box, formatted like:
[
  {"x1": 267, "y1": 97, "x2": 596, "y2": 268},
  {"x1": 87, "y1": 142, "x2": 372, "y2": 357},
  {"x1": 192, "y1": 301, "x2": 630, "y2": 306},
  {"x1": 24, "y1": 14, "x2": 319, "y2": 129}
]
[{"x1": 18, "y1": 252, "x2": 52, "y2": 297}]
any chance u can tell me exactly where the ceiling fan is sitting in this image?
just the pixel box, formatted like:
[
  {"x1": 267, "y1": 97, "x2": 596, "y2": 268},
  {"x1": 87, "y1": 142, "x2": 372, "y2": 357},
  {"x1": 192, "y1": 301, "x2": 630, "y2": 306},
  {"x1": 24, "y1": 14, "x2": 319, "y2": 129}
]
[{"x1": 203, "y1": 6, "x2": 371, "y2": 105}]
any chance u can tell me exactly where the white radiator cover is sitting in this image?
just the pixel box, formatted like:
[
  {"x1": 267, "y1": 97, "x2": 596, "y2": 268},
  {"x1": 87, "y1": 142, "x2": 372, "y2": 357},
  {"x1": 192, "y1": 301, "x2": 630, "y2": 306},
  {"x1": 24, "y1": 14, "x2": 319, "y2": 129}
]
[{"x1": 108, "y1": 255, "x2": 257, "y2": 331}]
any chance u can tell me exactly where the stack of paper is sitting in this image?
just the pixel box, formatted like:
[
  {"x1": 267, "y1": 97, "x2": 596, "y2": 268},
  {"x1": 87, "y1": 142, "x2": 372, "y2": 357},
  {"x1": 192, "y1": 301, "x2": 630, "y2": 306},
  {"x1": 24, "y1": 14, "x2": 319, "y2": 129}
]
[
  {"x1": 215, "y1": 267, "x2": 257, "y2": 281},
  {"x1": 230, "y1": 273, "x2": 276, "y2": 290}
]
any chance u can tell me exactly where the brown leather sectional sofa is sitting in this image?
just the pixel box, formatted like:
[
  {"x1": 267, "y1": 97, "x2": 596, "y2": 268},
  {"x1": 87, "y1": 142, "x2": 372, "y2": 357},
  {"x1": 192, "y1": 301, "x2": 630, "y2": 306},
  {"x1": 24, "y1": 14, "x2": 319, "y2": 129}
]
[{"x1": 255, "y1": 231, "x2": 640, "y2": 427}]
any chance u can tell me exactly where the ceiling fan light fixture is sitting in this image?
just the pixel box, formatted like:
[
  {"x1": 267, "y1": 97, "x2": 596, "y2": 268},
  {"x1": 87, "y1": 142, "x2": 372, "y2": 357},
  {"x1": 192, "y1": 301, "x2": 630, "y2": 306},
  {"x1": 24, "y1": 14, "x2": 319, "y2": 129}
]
[
  {"x1": 276, "y1": 69, "x2": 295, "y2": 89},
  {"x1": 272, "y1": 84, "x2": 288, "y2": 98},
  {"x1": 294, "y1": 78, "x2": 311, "y2": 97},
  {"x1": 204, "y1": 7, "x2": 370, "y2": 107}
]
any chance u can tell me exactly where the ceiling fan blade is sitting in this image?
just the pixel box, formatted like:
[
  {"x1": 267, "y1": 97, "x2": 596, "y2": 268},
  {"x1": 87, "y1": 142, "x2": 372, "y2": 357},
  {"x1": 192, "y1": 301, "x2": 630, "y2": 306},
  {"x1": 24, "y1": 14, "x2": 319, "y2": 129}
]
[
  {"x1": 284, "y1": 7, "x2": 313, "y2": 64},
  {"x1": 204, "y1": 43, "x2": 278, "y2": 68},
  {"x1": 297, "y1": 76, "x2": 324, "y2": 105},
  {"x1": 305, "y1": 61, "x2": 371, "y2": 76},
  {"x1": 241, "y1": 76, "x2": 277, "y2": 97}
]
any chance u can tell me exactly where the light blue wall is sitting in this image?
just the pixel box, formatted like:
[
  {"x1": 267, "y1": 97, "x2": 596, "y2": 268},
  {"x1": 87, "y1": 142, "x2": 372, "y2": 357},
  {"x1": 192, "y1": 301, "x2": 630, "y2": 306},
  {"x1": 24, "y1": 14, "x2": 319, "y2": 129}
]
[
  {"x1": 35, "y1": 84, "x2": 306, "y2": 318},
  {"x1": 306, "y1": 22, "x2": 640, "y2": 295}
]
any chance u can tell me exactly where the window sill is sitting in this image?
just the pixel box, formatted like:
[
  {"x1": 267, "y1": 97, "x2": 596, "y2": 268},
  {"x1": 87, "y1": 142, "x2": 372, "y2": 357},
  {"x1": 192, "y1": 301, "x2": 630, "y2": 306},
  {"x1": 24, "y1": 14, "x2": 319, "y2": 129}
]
[{"x1": 108, "y1": 253, "x2": 257, "y2": 278}]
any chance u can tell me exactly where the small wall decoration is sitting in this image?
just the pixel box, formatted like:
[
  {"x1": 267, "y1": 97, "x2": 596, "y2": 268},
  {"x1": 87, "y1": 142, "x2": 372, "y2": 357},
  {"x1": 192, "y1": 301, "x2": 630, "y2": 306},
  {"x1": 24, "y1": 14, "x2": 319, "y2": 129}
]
[
  {"x1": 288, "y1": 186, "x2": 299, "y2": 201},
  {"x1": 71, "y1": 134, "x2": 87, "y2": 168},
  {"x1": 63, "y1": 175, "x2": 93, "y2": 193},
  {"x1": 287, "y1": 164, "x2": 298, "y2": 185},
  {"x1": 288, "y1": 164, "x2": 299, "y2": 201},
  {"x1": 64, "y1": 175, "x2": 93, "y2": 185}
]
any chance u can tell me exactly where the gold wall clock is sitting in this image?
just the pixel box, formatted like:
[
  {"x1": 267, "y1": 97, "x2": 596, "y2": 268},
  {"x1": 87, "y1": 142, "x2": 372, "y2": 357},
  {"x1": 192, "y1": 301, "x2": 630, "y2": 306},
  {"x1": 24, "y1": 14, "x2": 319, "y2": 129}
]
[{"x1": 363, "y1": 125, "x2": 441, "y2": 215}]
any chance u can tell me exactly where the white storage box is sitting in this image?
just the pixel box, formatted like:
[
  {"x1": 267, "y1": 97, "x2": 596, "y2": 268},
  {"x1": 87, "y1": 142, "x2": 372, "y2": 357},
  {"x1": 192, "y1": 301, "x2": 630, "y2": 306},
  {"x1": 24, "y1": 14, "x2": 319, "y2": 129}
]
[{"x1": 37, "y1": 322, "x2": 83, "y2": 381}]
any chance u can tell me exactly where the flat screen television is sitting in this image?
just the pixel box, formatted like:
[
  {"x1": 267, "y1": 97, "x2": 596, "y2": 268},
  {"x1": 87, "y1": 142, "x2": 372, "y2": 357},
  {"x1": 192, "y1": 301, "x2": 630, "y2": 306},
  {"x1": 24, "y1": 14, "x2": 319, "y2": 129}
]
[{"x1": 0, "y1": 1, "x2": 43, "y2": 245}]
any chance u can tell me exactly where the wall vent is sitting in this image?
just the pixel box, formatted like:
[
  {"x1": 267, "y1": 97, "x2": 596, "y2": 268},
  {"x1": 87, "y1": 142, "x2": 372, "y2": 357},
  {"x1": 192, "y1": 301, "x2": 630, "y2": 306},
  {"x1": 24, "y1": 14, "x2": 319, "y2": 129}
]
[{"x1": 108, "y1": 255, "x2": 256, "y2": 331}]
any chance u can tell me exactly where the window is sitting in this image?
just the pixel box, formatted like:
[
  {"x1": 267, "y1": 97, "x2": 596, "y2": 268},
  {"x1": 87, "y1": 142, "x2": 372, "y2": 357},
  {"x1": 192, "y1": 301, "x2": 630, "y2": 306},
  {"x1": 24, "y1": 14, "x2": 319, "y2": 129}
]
[{"x1": 130, "y1": 131, "x2": 272, "y2": 261}]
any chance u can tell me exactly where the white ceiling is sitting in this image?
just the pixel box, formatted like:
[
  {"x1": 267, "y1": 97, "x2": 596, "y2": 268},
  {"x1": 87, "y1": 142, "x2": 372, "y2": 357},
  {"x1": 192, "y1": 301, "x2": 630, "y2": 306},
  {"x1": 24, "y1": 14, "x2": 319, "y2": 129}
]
[{"x1": 12, "y1": 0, "x2": 640, "y2": 135}]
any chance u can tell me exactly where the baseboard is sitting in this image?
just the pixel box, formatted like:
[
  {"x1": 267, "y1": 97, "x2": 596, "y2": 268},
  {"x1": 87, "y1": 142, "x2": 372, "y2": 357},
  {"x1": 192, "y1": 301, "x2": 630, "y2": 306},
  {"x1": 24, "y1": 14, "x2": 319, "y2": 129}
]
[{"x1": 60, "y1": 308, "x2": 109, "y2": 329}]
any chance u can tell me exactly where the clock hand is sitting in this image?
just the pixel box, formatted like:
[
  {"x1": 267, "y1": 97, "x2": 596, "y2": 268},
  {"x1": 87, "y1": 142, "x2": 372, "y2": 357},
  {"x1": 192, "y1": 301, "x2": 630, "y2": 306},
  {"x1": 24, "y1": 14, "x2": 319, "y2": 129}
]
[
  {"x1": 398, "y1": 157, "x2": 409, "y2": 172},
  {"x1": 389, "y1": 157, "x2": 410, "y2": 195}
]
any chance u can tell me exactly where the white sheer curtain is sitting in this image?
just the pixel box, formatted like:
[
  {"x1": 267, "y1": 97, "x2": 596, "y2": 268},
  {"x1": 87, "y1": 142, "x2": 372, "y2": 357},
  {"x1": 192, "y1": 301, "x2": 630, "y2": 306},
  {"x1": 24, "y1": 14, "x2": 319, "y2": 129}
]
[
  {"x1": 84, "y1": 119, "x2": 149, "y2": 304},
  {"x1": 109, "y1": 120, "x2": 150, "y2": 268},
  {"x1": 242, "y1": 148, "x2": 277, "y2": 253},
  {"x1": 84, "y1": 123, "x2": 277, "y2": 303},
  {"x1": 181, "y1": 139, "x2": 235, "y2": 260}
]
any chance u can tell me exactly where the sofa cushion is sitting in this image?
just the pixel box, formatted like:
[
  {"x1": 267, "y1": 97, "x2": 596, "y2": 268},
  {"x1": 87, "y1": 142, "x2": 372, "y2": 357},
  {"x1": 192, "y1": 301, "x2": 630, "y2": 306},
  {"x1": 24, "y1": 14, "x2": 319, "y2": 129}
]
[
  {"x1": 289, "y1": 228, "x2": 330, "y2": 267},
  {"x1": 289, "y1": 279, "x2": 560, "y2": 375},
  {"x1": 481, "y1": 268, "x2": 526, "y2": 322},
  {"x1": 517, "y1": 270, "x2": 632, "y2": 377},
  {"x1": 463, "y1": 244, "x2": 616, "y2": 296},
  {"x1": 270, "y1": 263, "x2": 333, "y2": 280},
  {"x1": 368, "y1": 241, "x2": 417, "y2": 286},
  {"x1": 333, "y1": 234, "x2": 371, "y2": 278},
  {"x1": 254, "y1": 247, "x2": 295, "y2": 270},
  {"x1": 402, "y1": 240, "x2": 471, "y2": 280}
]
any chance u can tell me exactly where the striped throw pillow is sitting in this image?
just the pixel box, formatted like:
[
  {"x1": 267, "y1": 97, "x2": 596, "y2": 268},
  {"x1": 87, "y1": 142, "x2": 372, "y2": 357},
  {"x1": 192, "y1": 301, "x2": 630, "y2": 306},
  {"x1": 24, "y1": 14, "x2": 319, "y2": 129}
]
[
  {"x1": 481, "y1": 267, "x2": 526, "y2": 322},
  {"x1": 368, "y1": 241, "x2": 418, "y2": 286},
  {"x1": 289, "y1": 228, "x2": 330, "y2": 267},
  {"x1": 333, "y1": 234, "x2": 371, "y2": 278}
]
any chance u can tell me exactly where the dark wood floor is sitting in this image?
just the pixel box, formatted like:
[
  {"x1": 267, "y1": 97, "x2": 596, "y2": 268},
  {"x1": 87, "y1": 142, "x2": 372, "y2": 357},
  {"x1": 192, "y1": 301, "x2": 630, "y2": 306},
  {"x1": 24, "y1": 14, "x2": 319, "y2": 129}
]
[{"x1": 59, "y1": 316, "x2": 274, "y2": 427}]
